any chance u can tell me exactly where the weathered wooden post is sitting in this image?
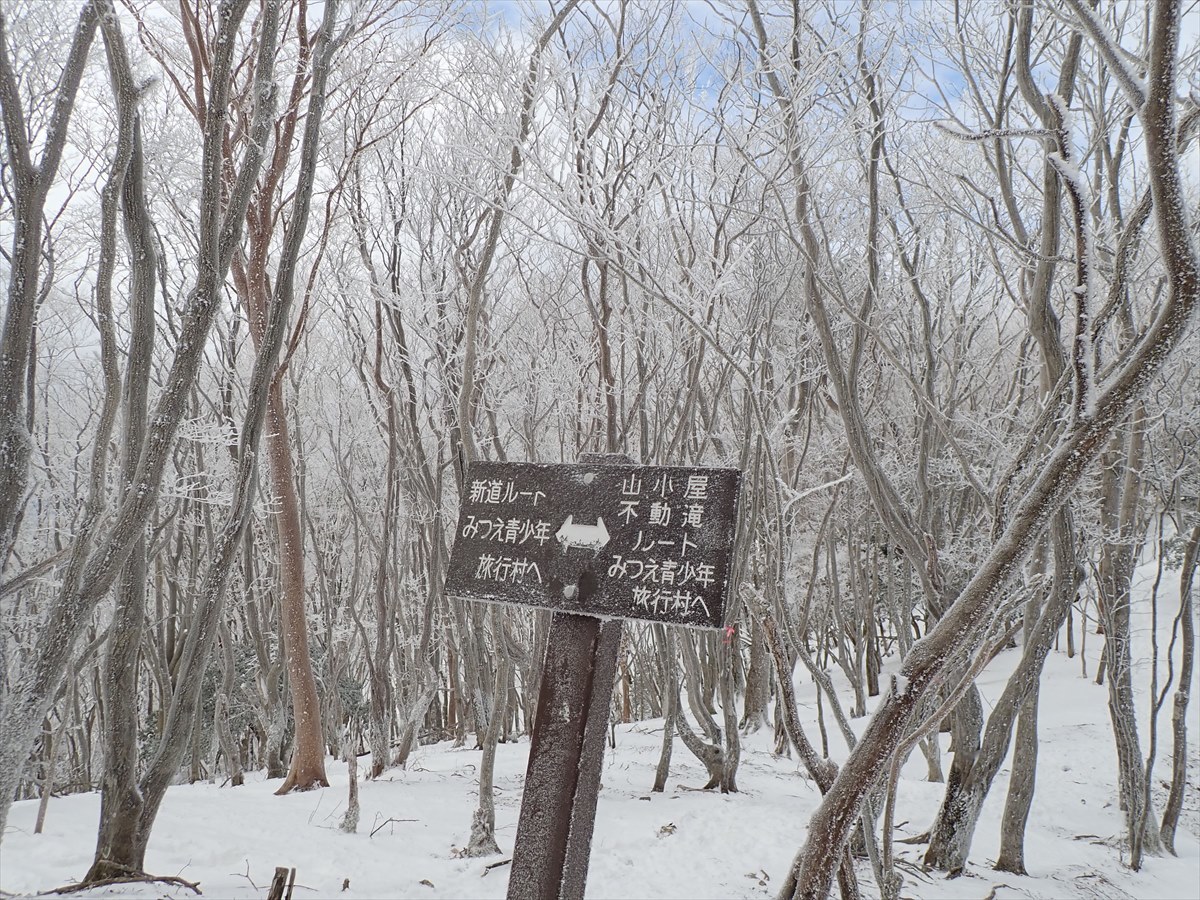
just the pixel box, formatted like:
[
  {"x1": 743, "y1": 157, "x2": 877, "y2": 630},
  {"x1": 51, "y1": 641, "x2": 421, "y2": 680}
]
[
  {"x1": 509, "y1": 610, "x2": 621, "y2": 900},
  {"x1": 445, "y1": 455, "x2": 741, "y2": 900}
]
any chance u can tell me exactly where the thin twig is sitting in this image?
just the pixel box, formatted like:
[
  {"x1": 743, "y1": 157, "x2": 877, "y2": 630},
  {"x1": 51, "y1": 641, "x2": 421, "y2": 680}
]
[
  {"x1": 370, "y1": 816, "x2": 419, "y2": 837},
  {"x1": 230, "y1": 859, "x2": 258, "y2": 890}
]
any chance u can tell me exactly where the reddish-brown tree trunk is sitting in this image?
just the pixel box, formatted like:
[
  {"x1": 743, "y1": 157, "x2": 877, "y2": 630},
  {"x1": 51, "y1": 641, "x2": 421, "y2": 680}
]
[{"x1": 266, "y1": 381, "x2": 328, "y2": 794}]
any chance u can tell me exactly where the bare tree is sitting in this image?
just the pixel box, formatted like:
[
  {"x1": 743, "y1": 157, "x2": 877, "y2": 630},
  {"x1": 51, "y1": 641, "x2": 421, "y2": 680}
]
[
  {"x1": 0, "y1": 0, "x2": 96, "y2": 569},
  {"x1": 775, "y1": 0, "x2": 1200, "y2": 892},
  {"x1": 83, "y1": 0, "x2": 160, "y2": 879},
  {"x1": 82, "y1": 0, "x2": 343, "y2": 880},
  {"x1": 0, "y1": 0, "x2": 275, "y2": 840}
]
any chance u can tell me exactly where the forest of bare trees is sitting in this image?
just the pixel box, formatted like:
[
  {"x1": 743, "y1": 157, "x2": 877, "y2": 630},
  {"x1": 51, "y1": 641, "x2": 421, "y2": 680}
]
[{"x1": 0, "y1": 1, "x2": 1197, "y2": 898}]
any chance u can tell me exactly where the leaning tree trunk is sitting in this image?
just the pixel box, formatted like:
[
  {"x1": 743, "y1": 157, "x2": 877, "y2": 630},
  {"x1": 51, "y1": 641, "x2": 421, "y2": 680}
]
[{"x1": 922, "y1": 680, "x2": 983, "y2": 870}]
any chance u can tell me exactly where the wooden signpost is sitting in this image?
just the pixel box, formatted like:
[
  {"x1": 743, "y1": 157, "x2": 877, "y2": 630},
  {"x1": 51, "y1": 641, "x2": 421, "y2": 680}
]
[{"x1": 445, "y1": 455, "x2": 742, "y2": 900}]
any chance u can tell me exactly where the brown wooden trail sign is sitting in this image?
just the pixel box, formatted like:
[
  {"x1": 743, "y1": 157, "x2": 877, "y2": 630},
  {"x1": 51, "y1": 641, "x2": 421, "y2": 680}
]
[
  {"x1": 445, "y1": 460, "x2": 742, "y2": 630},
  {"x1": 445, "y1": 456, "x2": 742, "y2": 900}
]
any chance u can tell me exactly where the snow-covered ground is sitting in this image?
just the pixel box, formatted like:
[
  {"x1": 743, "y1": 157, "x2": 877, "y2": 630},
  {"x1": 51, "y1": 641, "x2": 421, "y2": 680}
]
[{"x1": 2, "y1": 563, "x2": 1198, "y2": 899}]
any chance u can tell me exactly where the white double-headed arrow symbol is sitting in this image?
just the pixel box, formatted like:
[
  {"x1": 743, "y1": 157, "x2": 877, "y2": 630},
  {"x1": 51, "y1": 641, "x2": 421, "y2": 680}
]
[{"x1": 555, "y1": 515, "x2": 610, "y2": 552}]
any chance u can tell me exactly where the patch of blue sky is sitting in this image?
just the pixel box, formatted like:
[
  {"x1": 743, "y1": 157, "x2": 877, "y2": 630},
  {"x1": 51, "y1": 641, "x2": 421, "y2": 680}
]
[
  {"x1": 468, "y1": 1, "x2": 727, "y2": 111},
  {"x1": 485, "y1": 0, "x2": 528, "y2": 31}
]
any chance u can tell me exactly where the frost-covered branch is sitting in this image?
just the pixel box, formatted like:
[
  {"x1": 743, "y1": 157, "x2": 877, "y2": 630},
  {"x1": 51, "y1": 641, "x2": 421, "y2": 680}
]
[
  {"x1": 1060, "y1": 0, "x2": 1147, "y2": 109},
  {"x1": 1045, "y1": 93, "x2": 1096, "y2": 423}
]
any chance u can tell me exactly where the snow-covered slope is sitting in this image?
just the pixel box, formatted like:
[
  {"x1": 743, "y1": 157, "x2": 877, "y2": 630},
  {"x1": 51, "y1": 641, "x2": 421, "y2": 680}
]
[{"x1": 2, "y1": 566, "x2": 1197, "y2": 899}]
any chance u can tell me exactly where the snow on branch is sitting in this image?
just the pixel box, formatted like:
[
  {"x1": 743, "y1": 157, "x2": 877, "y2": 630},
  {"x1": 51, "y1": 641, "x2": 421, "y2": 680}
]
[
  {"x1": 932, "y1": 121, "x2": 1054, "y2": 143},
  {"x1": 1060, "y1": 0, "x2": 1147, "y2": 109},
  {"x1": 1046, "y1": 92, "x2": 1098, "y2": 424}
]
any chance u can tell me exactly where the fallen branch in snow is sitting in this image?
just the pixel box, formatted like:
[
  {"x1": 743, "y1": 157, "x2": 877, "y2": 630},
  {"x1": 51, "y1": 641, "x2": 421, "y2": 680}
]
[
  {"x1": 49, "y1": 873, "x2": 202, "y2": 895},
  {"x1": 892, "y1": 859, "x2": 933, "y2": 884},
  {"x1": 481, "y1": 858, "x2": 512, "y2": 876},
  {"x1": 369, "y1": 816, "x2": 418, "y2": 837}
]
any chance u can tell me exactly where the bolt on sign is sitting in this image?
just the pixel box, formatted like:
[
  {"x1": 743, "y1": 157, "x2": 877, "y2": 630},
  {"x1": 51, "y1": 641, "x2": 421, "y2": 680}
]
[{"x1": 445, "y1": 461, "x2": 742, "y2": 629}]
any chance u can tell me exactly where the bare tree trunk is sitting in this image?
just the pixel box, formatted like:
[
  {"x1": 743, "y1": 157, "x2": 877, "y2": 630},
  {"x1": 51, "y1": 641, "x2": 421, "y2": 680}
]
[
  {"x1": 1098, "y1": 410, "x2": 1162, "y2": 864},
  {"x1": 266, "y1": 381, "x2": 329, "y2": 794},
  {"x1": 996, "y1": 664, "x2": 1042, "y2": 871},
  {"x1": 339, "y1": 729, "x2": 359, "y2": 834},
  {"x1": 85, "y1": 5, "x2": 158, "y2": 877},
  {"x1": 719, "y1": 632, "x2": 740, "y2": 793},
  {"x1": 922, "y1": 681, "x2": 982, "y2": 870},
  {"x1": 265, "y1": 679, "x2": 288, "y2": 780},
  {"x1": 674, "y1": 632, "x2": 725, "y2": 788},
  {"x1": 741, "y1": 614, "x2": 770, "y2": 733},
  {"x1": 1160, "y1": 519, "x2": 1198, "y2": 852},
  {"x1": 33, "y1": 716, "x2": 61, "y2": 834},
  {"x1": 367, "y1": 419, "x2": 397, "y2": 778},
  {"x1": 214, "y1": 646, "x2": 244, "y2": 788},
  {"x1": 467, "y1": 608, "x2": 509, "y2": 857},
  {"x1": 674, "y1": 695, "x2": 724, "y2": 791},
  {"x1": 652, "y1": 624, "x2": 676, "y2": 793}
]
